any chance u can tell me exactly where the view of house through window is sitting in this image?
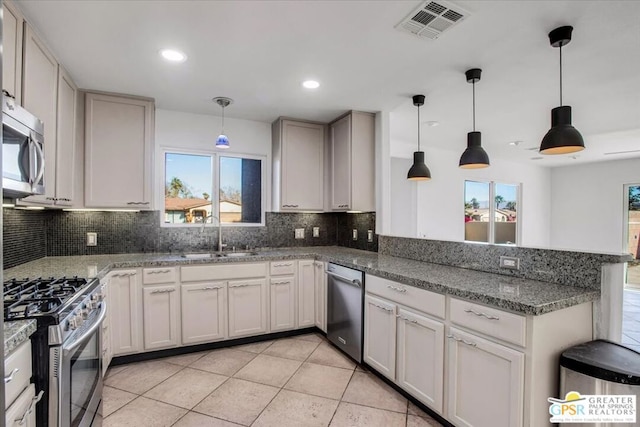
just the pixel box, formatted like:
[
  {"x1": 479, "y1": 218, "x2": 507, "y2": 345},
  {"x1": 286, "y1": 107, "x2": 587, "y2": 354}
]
[
  {"x1": 164, "y1": 152, "x2": 263, "y2": 225},
  {"x1": 626, "y1": 184, "x2": 640, "y2": 287},
  {"x1": 464, "y1": 180, "x2": 518, "y2": 245}
]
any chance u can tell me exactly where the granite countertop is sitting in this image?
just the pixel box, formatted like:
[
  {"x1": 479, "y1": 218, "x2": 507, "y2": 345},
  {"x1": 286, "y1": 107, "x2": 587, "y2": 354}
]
[
  {"x1": 3, "y1": 247, "x2": 600, "y2": 316},
  {"x1": 4, "y1": 319, "x2": 37, "y2": 357}
]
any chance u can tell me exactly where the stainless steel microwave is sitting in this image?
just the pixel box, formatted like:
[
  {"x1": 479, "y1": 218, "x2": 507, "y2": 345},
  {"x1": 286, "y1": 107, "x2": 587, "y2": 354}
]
[{"x1": 2, "y1": 95, "x2": 45, "y2": 198}]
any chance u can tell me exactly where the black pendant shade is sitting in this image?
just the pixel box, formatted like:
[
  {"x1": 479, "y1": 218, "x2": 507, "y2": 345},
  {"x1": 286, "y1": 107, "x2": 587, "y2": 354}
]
[
  {"x1": 459, "y1": 68, "x2": 490, "y2": 169},
  {"x1": 540, "y1": 106, "x2": 584, "y2": 154},
  {"x1": 459, "y1": 132, "x2": 490, "y2": 169},
  {"x1": 540, "y1": 26, "x2": 585, "y2": 155},
  {"x1": 407, "y1": 94, "x2": 431, "y2": 181},
  {"x1": 407, "y1": 151, "x2": 431, "y2": 181}
]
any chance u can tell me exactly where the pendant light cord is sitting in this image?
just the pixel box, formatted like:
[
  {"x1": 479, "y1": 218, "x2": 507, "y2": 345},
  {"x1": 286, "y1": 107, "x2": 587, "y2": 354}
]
[
  {"x1": 472, "y1": 80, "x2": 476, "y2": 131},
  {"x1": 221, "y1": 105, "x2": 225, "y2": 133},
  {"x1": 417, "y1": 103, "x2": 421, "y2": 151},
  {"x1": 559, "y1": 44, "x2": 563, "y2": 106}
]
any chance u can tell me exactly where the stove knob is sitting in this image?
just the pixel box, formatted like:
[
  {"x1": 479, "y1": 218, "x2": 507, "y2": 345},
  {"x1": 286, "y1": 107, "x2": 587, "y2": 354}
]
[
  {"x1": 87, "y1": 300, "x2": 97, "y2": 310},
  {"x1": 68, "y1": 318, "x2": 76, "y2": 330},
  {"x1": 94, "y1": 293, "x2": 105, "y2": 302},
  {"x1": 74, "y1": 314, "x2": 85, "y2": 327},
  {"x1": 80, "y1": 308, "x2": 90, "y2": 320}
]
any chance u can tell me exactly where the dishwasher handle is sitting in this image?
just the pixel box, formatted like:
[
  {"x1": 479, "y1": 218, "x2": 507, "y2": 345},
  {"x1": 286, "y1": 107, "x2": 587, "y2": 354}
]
[{"x1": 326, "y1": 270, "x2": 362, "y2": 287}]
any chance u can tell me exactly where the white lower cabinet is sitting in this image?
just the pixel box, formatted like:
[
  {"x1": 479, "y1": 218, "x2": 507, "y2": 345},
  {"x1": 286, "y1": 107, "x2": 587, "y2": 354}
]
[
  {"x1": 297, "y1": 260, "x2": 316, "y2": 328},
  {"x1": 270, "y1": 277, "x2": 296, "y2": 332},
  {"x1": 314, "y1": 261, "x2": 327, "y2": 332},
  {"x1": 143, "y1": 285, "x2": 180, "y2": 350},
  {"x1": 446, "y1": 327, "x2": 524, "y2": 427},
  {"x1": 100, "y1": 278, "x2": 113, "y2": 375},
  {"x1": 363, "y1": 294, "x2": 397, "y2": 379},
  {"x1": 108, "y1": 270, "x2": 141, "y2": 356},
  {"x1": 228, "y1": 279, "x2": 268, "y2": 338},
  {"x1": 5, "y1": 384, "x2": 37, "y2": 427},
  {"x1": 181, "y1": 282, "x2": 227, "y2": 344},
  {"x1": 397, "y1": 308, "x2": 445, "y2": 413}
]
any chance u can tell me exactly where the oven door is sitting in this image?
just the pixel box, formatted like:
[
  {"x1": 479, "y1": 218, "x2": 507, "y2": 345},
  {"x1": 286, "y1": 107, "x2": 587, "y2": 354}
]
[{"x1": 52, "y1": 302, "x2": 106, "y2": 427}]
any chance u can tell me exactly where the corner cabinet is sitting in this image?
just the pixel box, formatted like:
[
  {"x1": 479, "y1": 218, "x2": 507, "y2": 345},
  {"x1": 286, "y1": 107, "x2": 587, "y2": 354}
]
[
  {"x1": 85, "y1": 92, "x2": 154, "y2": 209},
  {"x1": 272, "y1": 119, "x2": 325, "y2": 211},
  {"x1": 329, "y1": 112, "x2": 375, "y2": 211}
]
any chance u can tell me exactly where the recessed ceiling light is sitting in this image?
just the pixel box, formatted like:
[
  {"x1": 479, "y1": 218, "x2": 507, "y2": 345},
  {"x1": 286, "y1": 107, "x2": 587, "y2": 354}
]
[
  {"x1": 302, "y1": 80, "x2": 320, "y2": 89},
  {"x1": 160, "y1": 49, "x2": 187, "y2": 62},
  {"x1": 426, "y1": 121, "x2": 440, "y2": 127},
  {"x1": 509, "y1": 140, "x2": 522, "y2": 147}
]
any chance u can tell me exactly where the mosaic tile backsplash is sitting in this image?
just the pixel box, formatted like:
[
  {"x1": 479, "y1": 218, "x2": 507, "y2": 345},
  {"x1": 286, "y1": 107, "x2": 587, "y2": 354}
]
[{"x1": 3, "y1": 209, "x2": 378, "y2": 268}]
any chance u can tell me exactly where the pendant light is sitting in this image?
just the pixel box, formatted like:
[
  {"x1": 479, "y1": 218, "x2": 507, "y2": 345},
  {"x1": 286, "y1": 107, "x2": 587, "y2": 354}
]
[
  {"x1": 459, "y1": 68, "x2": 490, "y2": 169},
  {"x1": 213, "y1": 97, "x2": 233, "y2": 149},
  {"x1": 407, "y1": 94, "x2": 431, "y2": 181},
  {"x1": 540, "y1": 26, "x2": 584, "y2": 155}
]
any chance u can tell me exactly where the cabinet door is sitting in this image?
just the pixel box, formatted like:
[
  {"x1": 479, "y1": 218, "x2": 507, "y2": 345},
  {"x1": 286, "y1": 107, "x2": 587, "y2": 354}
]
[
  {"x1": 5, "y1": 384, "x2": 38, "y2": 427},
  {"x1": 21, "y1": 23, "x2": 58, "y2": 205},
  {"x1": 181, "y1": 282, "x2": 227, "y2": 344},
  {"x1": 143, "y1": 285, "x2": 179, "y2": 350},
  {"x1": 101, "y1": 278, "x2": 112, "y2": 375},
  {"x1": 363, "y1": 294, "x2": 396, "y2": 380},
  {"x1": 85, "y1": 93, "x2": 153, "y2": 208},
  {"x1": 54, "y1": 66, "x2": 77, "y2": 206},
  {"x1": 2, "y1": 0, "x2": 23, "y2": 103},
  {"x1": 108, "y1": 270, "x2": 141, "y2": 355},
  {"x1": 297, "y1": 260, "x2": 316, "y2": 328},
  {"x1": 281, "y1": 120, "x2": 324, "y2": 210},
  {"x1": 397, "y1": 308, "x2": 445, "y2": 413},
  {"x1": 270, "y1": 277, "x2": 295, "y2": 332},
  {"x1": 447, "y1": 327, "x2": 524, "y2": 427},
  {"x1": 228, "y1": 279, "x2": 267, "y2": 338},
  {"x1": 330, "y1": 115, "x2": 351, "y2": 210},
  {"x1": 314, "y1": 261, "x2": 327, "y2": 333}
]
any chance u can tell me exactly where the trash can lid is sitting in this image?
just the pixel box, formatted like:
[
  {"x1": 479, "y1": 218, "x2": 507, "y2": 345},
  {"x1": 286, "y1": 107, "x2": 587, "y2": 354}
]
[{"x1": 560, "y1": 340, "x2": 640, "y2": 386}]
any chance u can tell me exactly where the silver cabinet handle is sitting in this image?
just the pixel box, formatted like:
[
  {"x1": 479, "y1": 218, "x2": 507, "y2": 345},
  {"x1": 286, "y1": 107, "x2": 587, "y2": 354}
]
[
  {"x1": 397, "y1": 315, "x2": 427, "y2": 328},
  {"x1": 464, "y1": 308, "x2": 500, "y2": 320},
  {"x1": 111, "y1": 272, "x2": 136, "y2": 278},
  {"x1": 338, "y1": 204, "x2": 349, "y2": 208},
  {"x1": 273, "y1": 262, "x2": 293, "y2": 267},
  {"x1": 147, "y1": 269, "x2": 171, "y2": 274},
  {"x1": 282, "y1": 204, "x2": 299, "y2": 208},
  {"x1": 447, "y1": 334, "x2": 477, "y2": 347},
  {"x1": 4, "y1": 368, "x2": 19, "y2": 384},
  {"x1": 187, "y1": 286, "x2": 223, "y2": 291},
  {"x1": 150, "y1": 288, "x2": 176, "y2": 294},
  {"x1": 272, "y1": 281, "x2": 291, "y2": 285},
  {"x1": 387, "y1": 285, "x2": 407, "y2": 293},
  {"x1": 126, "y1": 201, "x2": 150, "y2": 205},
  {"x1": 372, "y1": 303, "x2": 393, "y2": 312},
  {"x1": 17, "y1": 390, "x2": 44, "y2": 425},
  {"x1": 231, "y1": 283, "x2": 252, "y2": 288}
]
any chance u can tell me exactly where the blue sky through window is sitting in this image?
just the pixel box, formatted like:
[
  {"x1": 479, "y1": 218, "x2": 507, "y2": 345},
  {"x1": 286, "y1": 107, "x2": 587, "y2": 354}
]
[{"x1": 165, "y1": 153, "x2": 242, "y2": 199}]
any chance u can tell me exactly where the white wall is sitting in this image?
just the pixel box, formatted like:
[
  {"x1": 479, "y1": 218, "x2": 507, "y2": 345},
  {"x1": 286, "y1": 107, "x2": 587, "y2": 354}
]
[
  {"x1": 550, "y1": 157, "x2": 640, "y2": 253},
  {"x1": 154, "y1": 108, "x2": 272, "y2": 210},
  {"x1": 407, "y1": 146, "x2": 551, "y2": 248},
  {"x1": 390, "y1": 157, "x2": 417, "y2": 237}
]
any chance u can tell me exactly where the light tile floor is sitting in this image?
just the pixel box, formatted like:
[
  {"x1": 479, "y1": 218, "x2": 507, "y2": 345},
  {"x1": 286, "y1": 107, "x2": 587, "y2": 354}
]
[
  {"x1": 103, "y1": 333, "x2": 444, "y2": 427},
  {"x1": 622, "y1": 288, "x2": 640, "y2": 352}
]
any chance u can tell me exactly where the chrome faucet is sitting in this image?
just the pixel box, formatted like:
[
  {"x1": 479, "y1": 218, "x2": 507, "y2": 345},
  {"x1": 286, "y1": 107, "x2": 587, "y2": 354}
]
[{"x1": 202, "y1": 214, "x2": 226, "y2": 253}]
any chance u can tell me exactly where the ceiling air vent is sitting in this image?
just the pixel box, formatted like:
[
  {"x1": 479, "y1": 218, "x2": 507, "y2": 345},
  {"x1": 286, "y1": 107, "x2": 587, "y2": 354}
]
[{"x1": 396, "y1": 1, "x2": 469, "y2": 40}]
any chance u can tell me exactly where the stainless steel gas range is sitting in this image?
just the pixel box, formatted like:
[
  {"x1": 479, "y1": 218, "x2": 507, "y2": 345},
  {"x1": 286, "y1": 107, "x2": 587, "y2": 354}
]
[{"x1": 3, "y1": 277, "x2": 106, "y2": 427}]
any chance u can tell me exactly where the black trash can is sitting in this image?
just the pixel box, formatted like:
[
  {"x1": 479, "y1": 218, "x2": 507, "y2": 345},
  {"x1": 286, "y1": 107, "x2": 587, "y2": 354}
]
[{"x1": 557, "y1": 340, "x2": 639, "y2": 426}]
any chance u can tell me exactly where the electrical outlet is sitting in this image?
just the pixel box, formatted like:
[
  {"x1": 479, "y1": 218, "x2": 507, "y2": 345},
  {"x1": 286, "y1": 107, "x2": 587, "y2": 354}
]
[
  {"x1": 499, "y1": 256, "x2": 520, "y2": 270},
  {"x1": 352, "y1": 229, "x2": 358, "y2": 240},
  {"x1": 367, "y1": 230, "x2": 373, "y2": 242},
  {"x1": 295, "y1": 228, "x2": 305, "y2": 239},
  {"x1": 86, "y1": 232, "x2": 97, "y2": 246},
  {"x1": 313, "y1": 227, "x2": 320, "y2": 237}
]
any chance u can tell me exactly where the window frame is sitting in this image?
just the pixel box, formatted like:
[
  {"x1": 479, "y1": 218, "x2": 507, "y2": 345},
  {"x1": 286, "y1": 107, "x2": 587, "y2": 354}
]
[
  {"x1": 464, "y1": 179, "x2": 521, "y2": 246},
  {"x1": 160, "y1": 147, "x2": 266, "y2": 228}
]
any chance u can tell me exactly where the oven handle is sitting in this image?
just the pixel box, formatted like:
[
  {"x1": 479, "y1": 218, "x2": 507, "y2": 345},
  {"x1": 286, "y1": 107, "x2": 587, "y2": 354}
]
[{"x1": 63, "y1": 302, "x2": 107, "y2": 353}]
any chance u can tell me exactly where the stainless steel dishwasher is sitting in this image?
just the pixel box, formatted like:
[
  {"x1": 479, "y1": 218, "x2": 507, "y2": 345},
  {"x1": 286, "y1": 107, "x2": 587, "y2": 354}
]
[{"x1": 326, "y1": 263, "x2": 364, "y2": 363}]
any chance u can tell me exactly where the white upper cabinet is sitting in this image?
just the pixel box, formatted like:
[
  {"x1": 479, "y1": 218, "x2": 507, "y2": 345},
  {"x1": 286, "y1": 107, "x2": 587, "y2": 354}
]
[
  {"x1": 20, "y1": 23, "x2": 58, "y2": 206},
  {"x1": 85, "y1": 92, "x2": 154, "y2": 208},
  {"x1": 2, "y1": 0, "x2": 23, "y2": 103},
  {"x1": 53, "y1": 66, "x2": 77, "y2": 206},
  {"x1": 329, "y1": 112, "x2": 375, "y2": 211},
  {"x1": 272, "y1": 119, "x2": 325, "y2": 211}
]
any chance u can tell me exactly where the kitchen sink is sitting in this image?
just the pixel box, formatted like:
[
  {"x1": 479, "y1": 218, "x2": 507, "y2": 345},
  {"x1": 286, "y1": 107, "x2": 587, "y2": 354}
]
[
  {"x1": 181, "y1": 253, "x2": 222, "y2": 259},
  {"x1": 222, "y1": 252, "x2": 259, "y2": 257}
]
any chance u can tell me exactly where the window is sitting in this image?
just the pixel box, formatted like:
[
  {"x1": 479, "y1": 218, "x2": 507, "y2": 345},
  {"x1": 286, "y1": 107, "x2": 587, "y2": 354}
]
[
  {"x1": 163, "y1": 150, "x2": 264, "y2": 226},
  {"x1": 464, "y1": 180, "x2": 519, "y2": 245}
]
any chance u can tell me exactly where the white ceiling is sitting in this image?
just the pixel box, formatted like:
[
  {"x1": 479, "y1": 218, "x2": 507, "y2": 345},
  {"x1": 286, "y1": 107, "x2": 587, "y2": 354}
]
[{"x1": 17, "y1": 0, "x2": 640, "y2": 167}]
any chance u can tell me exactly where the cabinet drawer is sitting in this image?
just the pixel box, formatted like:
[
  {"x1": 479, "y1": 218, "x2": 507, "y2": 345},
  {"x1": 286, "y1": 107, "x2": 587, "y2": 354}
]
[
  {"x1": 6, "y1": 384, "x2": 38, "y2": 427},
  {"x1": 366, "y1": 275, "x2": 445, "y2": 319},
  {"x1": 143, "y1": 267, "x2": 177, "y2": 284},
  {"x1": 450, "y1": 298, "x2": 526, "y2": 347},
  {"x1": 270, "y1": 260, "x2": 296, "y2": 276},
  {"x1": 181, "y1": 263, "x2": 267, "y2": 282},
  {"x1": 4, "y1": 341, "x2": 32, "y2": 409}
]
